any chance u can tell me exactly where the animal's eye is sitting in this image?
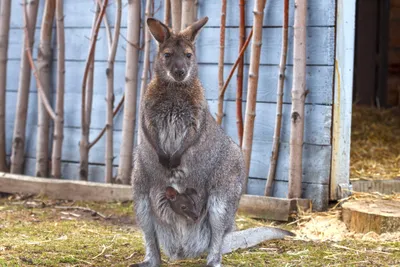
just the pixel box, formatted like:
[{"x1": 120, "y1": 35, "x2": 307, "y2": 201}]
[
  {"x1": 181, "y1": 205, "x2": 187, "y2": 210},
  {"x1": 186, "y1": 53, "x2": 192, "y2": 59},
  {"x1": 164, "y1": 53, "x2": 171, "y2": 58}
]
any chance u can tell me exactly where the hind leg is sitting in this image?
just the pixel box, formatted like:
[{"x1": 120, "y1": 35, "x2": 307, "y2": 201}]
[{"x1": 130, "y1": 196, "x2": 161, "y2": 267}]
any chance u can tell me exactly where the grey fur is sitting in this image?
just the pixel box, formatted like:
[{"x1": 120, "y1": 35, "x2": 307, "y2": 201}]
[{"x1": 130, "y1": 17, "x2": 294, "y2": 267}]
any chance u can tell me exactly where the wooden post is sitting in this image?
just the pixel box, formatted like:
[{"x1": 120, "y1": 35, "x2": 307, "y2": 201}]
[
  {"x1": 117, "y1": 0, "x2": 141, "y2": 185},
  {"x1": 288, "y1": 0, "x2": 307, "y2": 199},
  {"x1": 79, "y1": 0, "x2": 108, "y2": 180},
  {"x1": 236, "y1": 0, "x2": 246, "y2": 147},
  {"x1": 164, "y1": 0, "x2": 171, "y2": 26},
  {"x1": 105, "y1": 0, "x2": 122, "y2": 183},
  {"x1": 35, "y1": 0, "x2": 55, "y2": 178},
  {"x1": 242, "y1": 0, "x2": 267, "y2": 193},
  {"x1": 170, "y1": 0, "x2": 182, "y2": 33},
  {"x1": 330, "y1": 0, "x2": 356, "y2": 200},
  {"x1": 137, "y1": 0, "x2": 152, "y2": 145},
  {"x1": 182, "y1": 0, "x2": 196, "y2": 30},
  {"x1": 216, "y1": 0, "x2": 227, "y2": 125},
  {"x1": 10, "y1": 0, "x2": 40, "y2": 174},
  {"x1": 51, "y1": 0, "x2": 65, "y2": 179},
  {"x1": 265, "y1": 0, "x2": 289, "y2": 196},
  {"x1": 0, "y1": 0, "x2": 12, "y2": 172}
]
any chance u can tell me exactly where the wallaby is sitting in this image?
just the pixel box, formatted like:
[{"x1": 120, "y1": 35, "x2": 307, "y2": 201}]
[
  {"x1": 165, "y1": 186, "x2": 200, "y2": 222},
  {"x1": 130, "y1": 17, "x2": 294, "y2": 267}
]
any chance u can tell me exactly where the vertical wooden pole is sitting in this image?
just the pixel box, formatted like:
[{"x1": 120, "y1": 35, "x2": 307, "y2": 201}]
[
  {"x1": 170, "y1": 0, "x2": 182, "y2": 33},
  {"x1": 216, "y1": 0, "x2": 227, "y2": 125},
  {"x1": 35, "y1": 0, "x2": 55, "y2": 177},
  {"x1": 288, "y1": 0, "x2": 307, "y2": 199},
  {"x1": 11, "y1": 0, "x2": 40, "y2": 174},
  {"x1": 79, "y1": 4, "x2": 100, "y2": 181},
  {"x1": 117, "y1": 0, "x2": 141, "y2": 185},
  {"x1": 0, "y1": 0, "x2": 12, "y2": 172},
  {"x1": 236, "y1": 0, "x2": 246, "y2": 146},
  {"x1": 242, "y1": 0, "x2": 267, "y2": 193},
  {"x1": 105, "y1": 0, "x2": 122, "y2": 183},
  {"x1": 164, "y1": 0, "x2": 171, "y2": 26},
  {"x1": 182, "y1": 0, "x2": 196, "y2": 30},
  {"x1": 330, "y1": 0, "x2": 356, "y2": 200},
  {"x1": 79, "y1": 0, "x2": 108, "y2": 181},
  {"x1": 137, "y1": 0, "x2": 152, "y2": 145},
  {"x1": 51, "y1": 0, "x2": 65, "y2": 178},
  {"x1": 265, "y1": 0, "x2": 289, "y2": 196}
]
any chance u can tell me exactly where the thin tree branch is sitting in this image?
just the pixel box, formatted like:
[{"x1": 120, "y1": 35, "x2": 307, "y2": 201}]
[
  {"x1": 51, "y1": 0, "x2": 66, "y2": 178},
  {"x1": 22, "y1": 5, "x2": 56, "y2": 121},
  {"x1": 236, "y1": 0, "x2": 246, "y2": 147},
  {"x1": 96, "y1": 0, "x2": 112, "y2": 50},
  {"x1": 264, "y1": 0, "x2": 289, "y2": 196},
  {"x1": 216, "y1": 0, "x2": 227, "y2": 125},
  {"x1": 242, "y1": 0, "x2": 267, "y2": 193},
  {"x1": 88, "y1": 94, "x2": 125, "y2": 149},
  {"x1": 105, "y1": 0, "x2": 122, "y2": 183},
  {"x1": 81, "y1": 0, "x2": 108, "y2": 151},
  {"x1": 218, "y1": 29, "x2": 253, "y2": 100}
]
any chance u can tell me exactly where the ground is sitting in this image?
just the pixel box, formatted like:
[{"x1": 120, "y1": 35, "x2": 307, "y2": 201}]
[
  {"x1": 0, "y1": 194, "x2": 399, "y2": 267},
  {"x1": 1, "y1": 106, "x2": 399, "y2": 266}
]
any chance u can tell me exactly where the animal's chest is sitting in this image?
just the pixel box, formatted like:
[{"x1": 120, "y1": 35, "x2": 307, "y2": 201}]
[{"x1": 152, "y1": 102, "x2": 196, "y2": 154}]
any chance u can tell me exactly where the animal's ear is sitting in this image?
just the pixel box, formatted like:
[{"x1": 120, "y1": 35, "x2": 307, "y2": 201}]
[
  {"x1": 181, "y1": 16, "x2": 208, "y2": 42},
  {"x1": 147, "y1": 18, "x2": 171, "y2": 44},
  {"x1": 185, "y1": 188, "x2": 198, "y2": 196},
  {"x1": 165, "y1": 186, "x2": 177, "y2": 201}
]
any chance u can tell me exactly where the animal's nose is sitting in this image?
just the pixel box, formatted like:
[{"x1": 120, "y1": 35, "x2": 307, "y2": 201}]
[{"x1": 174, "y1": 68, "x2": 185, "y2": 77}]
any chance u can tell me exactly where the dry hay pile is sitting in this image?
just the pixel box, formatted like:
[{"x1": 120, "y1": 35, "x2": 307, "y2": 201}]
[
  {"x1": 292, "y1": 191, "x2": 400, "y2": 242},
  {"x1": 350, "y1": 105, "x2": 400, "y2": 180}
]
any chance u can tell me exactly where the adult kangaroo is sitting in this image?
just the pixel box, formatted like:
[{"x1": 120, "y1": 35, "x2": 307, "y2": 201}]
[{"x1": 131, "y1": 17, "x2": 293, "y2": 267}]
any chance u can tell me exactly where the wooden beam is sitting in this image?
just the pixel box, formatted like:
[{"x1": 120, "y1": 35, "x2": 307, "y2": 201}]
[
  {"x1": 0, "y1": 173, "x2": 310, "y2": 221},
  {"x1": 330, "y1": 0, "x2": 356, "y2": 200},
  {"x1": 238, "y1": 195, "x2": 311, "y2": 221},
  {"x1": 351, "y1": 179, "x2": 400, "y2": 195},
  {"x1": 0, "y1": 172, "x2": 132, "y2": 202}
]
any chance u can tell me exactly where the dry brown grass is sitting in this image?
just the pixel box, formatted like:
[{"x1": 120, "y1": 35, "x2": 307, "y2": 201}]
[{"x1": 350, "y1": 105, "x2": 400, "y2": 180}]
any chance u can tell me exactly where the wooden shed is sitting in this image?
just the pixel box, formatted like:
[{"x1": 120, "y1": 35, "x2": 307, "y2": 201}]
[{"x1": 3, "y1": 0, "x2": 355, "y2": 211}]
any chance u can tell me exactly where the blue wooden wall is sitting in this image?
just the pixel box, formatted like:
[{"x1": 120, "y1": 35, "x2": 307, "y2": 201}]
[{"x1": 5, "y1": 0, "x2": 335, "y2": 210}]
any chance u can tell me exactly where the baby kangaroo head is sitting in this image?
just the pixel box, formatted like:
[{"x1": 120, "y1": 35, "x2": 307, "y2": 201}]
[
  {"x1": 165, "y1": 186, "x2": 200, "y2": 222},
  {"x1": 147, "y1": 17, "x2": 208, "y2": 83}
]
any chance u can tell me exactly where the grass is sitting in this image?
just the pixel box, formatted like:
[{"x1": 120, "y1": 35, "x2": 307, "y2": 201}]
[{"x1": 1, "y1": 196, "x2": 399, "y2": 267}]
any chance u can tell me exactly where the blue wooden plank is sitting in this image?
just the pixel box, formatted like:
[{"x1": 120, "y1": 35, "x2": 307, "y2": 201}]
[
  {"x1": 208, "y1": 101, "x2": 332, "y2": 146},
  {"x1": 7, "y1": 27, "x2": 334, "y2": 66},
  {"x1": 200, "y1": 64, "x2": 334, "y2": 105},
  {"x1": 10, "y1": 0, "x2": 335, "y2": 28},
  {"x1": 7, "y1": 60, "x2": 333, "y2": 105},
  {"x1": 23, "y1": 157, "x2": 118, "y2": 183}
]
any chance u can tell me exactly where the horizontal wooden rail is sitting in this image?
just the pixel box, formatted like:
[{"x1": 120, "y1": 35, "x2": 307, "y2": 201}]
[{"x1": 0, "y1": 172, "x2": 311, "y2": 221}]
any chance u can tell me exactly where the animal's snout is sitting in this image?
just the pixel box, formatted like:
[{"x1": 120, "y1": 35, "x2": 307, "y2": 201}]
[{"x1": 174, "y1": 68, "x2": 186, "y2": 77}]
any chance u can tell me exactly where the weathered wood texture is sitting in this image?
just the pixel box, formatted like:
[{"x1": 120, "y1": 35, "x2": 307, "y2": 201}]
[
  {"x1": 330, "y1": 0, "x2": 356, "y2": 200},
  {"x1": 5, "y1": 0, "x2": 336, "y2": 211},
  {"x1": 238, "y1": 194, "x2": 311, "y2": 221},
  {"x1": 342, "y1": 199, "x2": 400, "y2": 234},
  {"x1": 351, "y1": 179, "x2": 400, "y2": 195}
]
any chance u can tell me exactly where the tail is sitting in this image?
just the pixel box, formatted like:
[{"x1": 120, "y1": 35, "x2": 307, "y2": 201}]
[{"x1": 221, "y1": 227, "x2": 295, "y2": 254}]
